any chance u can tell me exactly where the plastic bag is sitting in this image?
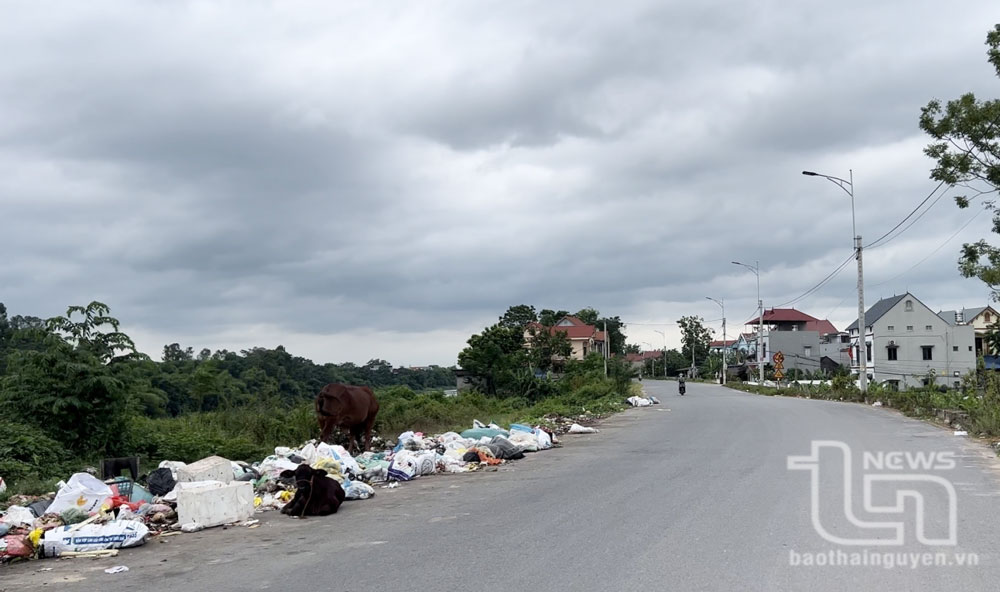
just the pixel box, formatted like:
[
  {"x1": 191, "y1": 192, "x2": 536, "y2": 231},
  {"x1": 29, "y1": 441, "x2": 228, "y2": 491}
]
[
  {"x1": 508, "y1": 430, "x2": 539, "y2": 452},
  {"x1": 567, "y1": 423, "x2": 598, "y2": 434},
  {"x1": 41, "y1": 520, "x2": 149, "y2": 557},
  {"x1": 47, "y1": 473, "x2": 113, "y2": 515},
  {"x1": 1, "y1": 505, "x2": 35, "y2": 527},
  {"x1": 386, "y1": 454, "x2": 418, "y2": 481},
  {"x1": 0, "y1": 535, "x2": 32, "y2": 559},
  {"x1": 0, "y1": 477, "x2": 5, "y2": 495},
  {"x1": 147, "y1": 467, "x2": 177, "y2": 497},
  {"x1": 535, "y1": 427, "x2": 553, "y2": 449},
  {"x1": 344, "y1": 481, "x2": 375, "y2": 500}
]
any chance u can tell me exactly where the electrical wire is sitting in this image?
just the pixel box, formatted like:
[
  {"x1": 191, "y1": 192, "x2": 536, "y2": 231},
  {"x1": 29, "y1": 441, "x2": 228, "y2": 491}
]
[{"x1": 864, "y1": 181, "x2": 946, "y2": 249}]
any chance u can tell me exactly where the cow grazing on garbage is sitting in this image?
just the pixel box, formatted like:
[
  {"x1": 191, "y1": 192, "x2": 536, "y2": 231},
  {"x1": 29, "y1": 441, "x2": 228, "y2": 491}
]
[
  {"x1": 316, "y1": 383, "x2": 380, "y2": 454},
  {"x1": 279, "y1": 465, "x2": 346, "y2": 517}
]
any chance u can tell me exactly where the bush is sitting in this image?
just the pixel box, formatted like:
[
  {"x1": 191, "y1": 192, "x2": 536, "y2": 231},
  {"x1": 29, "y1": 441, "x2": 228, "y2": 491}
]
[{"x1": 0, "y1": 420, "x2": 72, "y2": 484}]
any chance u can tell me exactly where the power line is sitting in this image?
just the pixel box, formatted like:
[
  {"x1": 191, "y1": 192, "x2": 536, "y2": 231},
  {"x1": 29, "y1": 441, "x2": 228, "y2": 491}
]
[
  {"x1": 869, "y1": 207, "x2": 987, "y2": 288},
  {"x1": 864, "y1": 181, "x2": 946, "y2": 249},
  {"x1": 771, "y1": 252, "x2": 856, "y2": 309}
]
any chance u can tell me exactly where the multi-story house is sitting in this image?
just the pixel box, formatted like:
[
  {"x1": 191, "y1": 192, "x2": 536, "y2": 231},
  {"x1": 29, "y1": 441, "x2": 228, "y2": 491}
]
[
  {"x1": 847, "y1": 293, "x2": 976, "y2": 390},
  {"x1": 744, "y1": 308, "x2": 840, "y2": 375},
  {"x1": 525, "y1": 315, "x2": 606, "y2": 361},
  {"x1": 937, "y1": 305, "x2": 1000, "y2": 356}
]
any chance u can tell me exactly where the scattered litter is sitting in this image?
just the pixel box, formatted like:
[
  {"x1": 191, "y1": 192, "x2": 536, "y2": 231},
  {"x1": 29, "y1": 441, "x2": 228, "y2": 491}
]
[
  {"x1": 567, "y1": 423, "x2": 599, "y2": 434},
  {"x1": 59, "y1": 549, "x2": 119, "y2": 558},
  {"x1": 104, "y1": 565, "x2": 129, "y2": 574},
  {"x1": 381, "y1": 482, "x2": 399, "y2": 489},
  {"x1": 872, "y1": 401, "x2": 883, "y2": 407},
  {"x1": 180, "y1": 523, "x2": 204, "y2": 533},
  {"x1": 954, "y1": 430, "x2": 968, "y2": 436},
  {"x1": 239, "y1": 519, "x2": 259, "y2": 527},
  {"x1": 41, "y1": 520, "x2": 149, "y2": 557}
]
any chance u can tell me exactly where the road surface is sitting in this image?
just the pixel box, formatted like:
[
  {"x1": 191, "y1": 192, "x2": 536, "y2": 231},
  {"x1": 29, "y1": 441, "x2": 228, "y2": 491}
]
[{"x1": 6, "y1": 381, "x2": 1000, "y2": 590}]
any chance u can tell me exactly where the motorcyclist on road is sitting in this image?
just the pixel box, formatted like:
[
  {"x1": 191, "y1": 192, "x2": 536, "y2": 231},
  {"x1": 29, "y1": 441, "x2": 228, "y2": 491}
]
[{"x1": 678, "y1": 375, "x2": 686, "y2": 395}]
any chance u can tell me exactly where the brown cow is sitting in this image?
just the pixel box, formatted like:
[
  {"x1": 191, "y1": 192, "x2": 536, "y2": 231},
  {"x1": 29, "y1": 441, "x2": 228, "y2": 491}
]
[{"x1": 316, "y1": 383, "x2": 379, "y2": 454}]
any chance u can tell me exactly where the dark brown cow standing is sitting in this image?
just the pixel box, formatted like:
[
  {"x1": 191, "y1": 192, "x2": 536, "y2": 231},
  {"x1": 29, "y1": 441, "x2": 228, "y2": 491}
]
[{"x1": 315, "y1": 383, "x2": 379, "y2": 454}]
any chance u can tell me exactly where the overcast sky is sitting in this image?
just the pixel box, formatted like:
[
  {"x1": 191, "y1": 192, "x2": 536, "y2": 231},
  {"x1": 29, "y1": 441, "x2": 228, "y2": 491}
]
[{"x1": 3, "y1": 1, "x2": 1000, "y2": 366}]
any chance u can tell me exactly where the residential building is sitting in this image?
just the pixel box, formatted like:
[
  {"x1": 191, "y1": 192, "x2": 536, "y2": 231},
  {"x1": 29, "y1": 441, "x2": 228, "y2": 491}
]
[
  {"x1": 709, "y1": 339, "x2": 737, "y2": 355},
  {"x1": 744, "y1": 308, "x2": 840, "y2": 375},
  {"x1": 525, "y1": 315, "x2": 606, "y2": 361},
  {"x1": 847, "y1": 293, "x2": 976, "y2": 390},
  {"x1": 937, "y1": 305, "x2": 1000, "y2": 356}
]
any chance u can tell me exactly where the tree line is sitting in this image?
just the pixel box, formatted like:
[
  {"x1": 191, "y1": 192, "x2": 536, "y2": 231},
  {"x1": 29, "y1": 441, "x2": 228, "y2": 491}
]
[{"x1": 0, "y1": 301, "x2": 454, "y2": 460}]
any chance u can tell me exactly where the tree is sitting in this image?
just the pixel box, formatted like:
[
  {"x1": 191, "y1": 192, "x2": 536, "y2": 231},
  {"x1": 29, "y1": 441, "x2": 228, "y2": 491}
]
[
  {"x1": 47, "y1": 301, "x2": 146, "y2": 364},
  {"x1": 538, "y1": 309, "x2": 569, "y2": 327},
  {"x1": 525, "y1": 325, "x2": 572, "y2": 373},
  {"x1": 498, "y1": 304, "x2": 538, "y2": 329},
  {"x1": 624, "y1": 343, "x2": 641, "y2": 354},
  {"x1": 677, "y1": 316, "x2": 713, "y2": 370},
  {"x1": 573, "y1": 307, "x2": 600, "y2": 325},
  {"x1": 457, "y1": 324, "x2": 528, "y2": 396},
  {"x1": 163, "y1": 343, "x2": 194, "y2": 362},
  {"x1": 920, "y1": 25, "x2": 1000, "y2": 296}
]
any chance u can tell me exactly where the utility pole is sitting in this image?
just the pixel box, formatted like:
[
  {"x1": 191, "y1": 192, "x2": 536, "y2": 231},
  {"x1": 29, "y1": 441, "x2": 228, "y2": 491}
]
[
  {"x1": 706, "y1": 297, "x2": 726, "y2": 385},
  {"x1": 732, "y1": 261, "x2": 763, "y2": 384},
  {"x1": 654, "y1": 329, "x2": 666, "y2": 378},
  {"x1": 603, "y1": 320, "x2": 608, "y2": 378},
  {"x1": 856, "y1": 234, "x2": 867, "y2": 393},
  {"x1": 803, "y1": 169, "x2": 867, "y2": 394}
]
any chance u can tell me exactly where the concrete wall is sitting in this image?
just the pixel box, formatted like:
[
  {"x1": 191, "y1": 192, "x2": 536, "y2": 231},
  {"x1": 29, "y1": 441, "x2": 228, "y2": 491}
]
[
  {"x1": 765, "y1": 331, "x2": 822, "y2": 374},
  {"x1": 870, "y1": 298, "x2": 976, "y2": 389}
]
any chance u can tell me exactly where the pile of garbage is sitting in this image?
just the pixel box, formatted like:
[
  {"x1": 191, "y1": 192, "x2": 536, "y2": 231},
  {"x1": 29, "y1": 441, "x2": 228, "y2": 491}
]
[
  {"x1": 626, "y1": 394, "x2": 660, "y2": 407},
  {"x1": 0, "y1": 420, "x2": 562, "y2": 564}
]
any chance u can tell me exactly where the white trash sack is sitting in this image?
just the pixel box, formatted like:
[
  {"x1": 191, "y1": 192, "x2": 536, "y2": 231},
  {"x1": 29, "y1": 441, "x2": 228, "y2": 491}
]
[
  {"x1": 0, "y1": 505, "x2": 36, "y2": 527},
  {"x1": 41, "y1": 520, "x2": 149, "y2": 557},
  {"x1": 567, "y1": 423, "x2": 599, "y2": 434},
  {"x1": 47, "y1": 473, "x2": 113, "y2": 515}
]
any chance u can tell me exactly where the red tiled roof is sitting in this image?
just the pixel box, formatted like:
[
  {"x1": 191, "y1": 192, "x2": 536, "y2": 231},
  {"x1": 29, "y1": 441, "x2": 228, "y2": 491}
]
[
  {"x1": 805, "y1": 319, "x2": 839, "y2": 334},
  {"x1": 710, "y1": 339, "x2": 737, "y2": 347},
  {"x1": 555, "y1": 315, "x2": 587, "y2": 327},
  {"x1": 593, "y1": 331, "x2": 606, "y2": 342},
  {"x1": 626, "y1": 351, "x2": 661, "y2": 362},
  {"x1": 527, "y1": 319, "x2": 599, "y2": 340},
  {"x1": 746, "y1": 308, "x2": 818, "y2": 325}
]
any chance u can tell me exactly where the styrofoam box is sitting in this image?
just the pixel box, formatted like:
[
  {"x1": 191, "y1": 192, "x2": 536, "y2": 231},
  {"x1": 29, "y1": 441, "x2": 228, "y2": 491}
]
[
  {"x1": 176, "y1": 481, "x2": 254, "y2": 528},
  {"x1": 176, "y1": 455, "x2": 233, "y2": 484}
]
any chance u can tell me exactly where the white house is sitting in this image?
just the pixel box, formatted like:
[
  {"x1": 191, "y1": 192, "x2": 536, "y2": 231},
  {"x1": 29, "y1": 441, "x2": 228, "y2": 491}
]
[{"x1": 847, "y1": 293, "x2": 976, "y2": 390}]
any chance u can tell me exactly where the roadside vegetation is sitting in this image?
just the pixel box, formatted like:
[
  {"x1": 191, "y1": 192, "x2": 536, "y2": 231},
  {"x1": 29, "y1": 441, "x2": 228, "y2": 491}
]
[
  {"x1": 0, "y1": 302, "x2": 636, "y2": 500},
  {"x1": 726, "y1": 363, "x2": 1000, "y2": 437}
]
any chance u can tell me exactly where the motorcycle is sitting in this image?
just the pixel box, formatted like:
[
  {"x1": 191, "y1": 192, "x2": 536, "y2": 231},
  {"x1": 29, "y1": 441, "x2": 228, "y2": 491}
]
[{"x1": 678, "y1": 382, "x2": 686, "y2": 396}]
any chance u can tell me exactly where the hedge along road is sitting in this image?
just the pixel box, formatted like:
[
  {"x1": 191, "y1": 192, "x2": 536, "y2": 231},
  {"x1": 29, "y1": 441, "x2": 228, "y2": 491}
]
[{"x1": 7, "y1": 381, "x2": 1000, "y2": 591}]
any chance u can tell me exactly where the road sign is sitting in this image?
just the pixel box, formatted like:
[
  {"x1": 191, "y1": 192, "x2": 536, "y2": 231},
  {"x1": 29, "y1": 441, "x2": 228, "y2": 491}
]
[
  {"x1": 774, "y1": 370, "x2": 785, "y2": 381},
  {"x1": 772, "y1": 351, "x2": 785, "y2": 366}
]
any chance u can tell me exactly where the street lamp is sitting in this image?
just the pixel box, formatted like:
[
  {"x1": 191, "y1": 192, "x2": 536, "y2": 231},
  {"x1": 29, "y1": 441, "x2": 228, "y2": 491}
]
[
  {"x1": 653, "y1": 329, "x2": 666, "y2": 378},
  {"x1": 642, "y1": 341, "x2": 655, "y2": 377},
  {"x1": 732, "y1": 260, "x2": 764, "y2": 384},
  {"x1": 706, "y1": 297, "x2": 726, "y2": 385},
  {"x1": 802, "y1": 169, "x2": 867, "y2": 394}
]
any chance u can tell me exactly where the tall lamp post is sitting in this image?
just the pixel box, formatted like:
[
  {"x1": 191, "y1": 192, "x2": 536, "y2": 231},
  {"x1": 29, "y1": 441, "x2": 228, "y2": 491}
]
[
  {"x1": 802, "y1": 170, "x2": 867, "y2": 394},
  {"x1": 706, "y1": 297, "x2": 726, "y2": 385},
  {"x1": 653, "y1": 329, "x2": 666, "y2": 377},
  {"x1": 732, "y1": 260, "x2": 763, "y2": 384}
]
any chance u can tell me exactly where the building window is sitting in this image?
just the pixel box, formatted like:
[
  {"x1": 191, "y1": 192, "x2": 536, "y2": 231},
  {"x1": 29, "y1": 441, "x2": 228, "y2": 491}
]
[
  {"x1": 954, "y1": 381, "x2": 961, "y2": 389},
  {"x1": 987, "y1": 312, "x2": 992, "y2": 323},
  {"x1": 922, "y1": 346, "x2": 933, "y2": 361},
  {"x1": 887, "y1": 325, "x2": 895, "y2": 331},
  {"x1": 970, "y1": 346, "x2": 974, "y2": 351},
  {"x1": 953, "y1": 346, "x2": 959, "y2": 352},
  {"x1": 866, "y1": 343, "x2": 872, "y2": 362},
  {"x1": 887, "y1": 380, "x2": 900, "y2": 391},
  {"x1": 905, "y1": 300, "x2": 914, "y2": 311},
  {"x1": 925, "y1": 325, "x2": 933, "y2": 331},
  {"x1": 887, "y1": 347, "x2": 898, "y2": 361},
  {"x1": 907, "y1": 326, "x2": 913, "y2": 332},
  {"x1": 804, "y1": 346, "x2": 812, "y2": 357}
]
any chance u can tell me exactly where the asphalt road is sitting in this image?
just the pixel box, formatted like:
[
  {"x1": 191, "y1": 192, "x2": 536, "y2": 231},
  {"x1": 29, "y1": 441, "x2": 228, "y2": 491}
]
[{"x1": 6, "y1": 381, "x2": 1000, "y2": 591}]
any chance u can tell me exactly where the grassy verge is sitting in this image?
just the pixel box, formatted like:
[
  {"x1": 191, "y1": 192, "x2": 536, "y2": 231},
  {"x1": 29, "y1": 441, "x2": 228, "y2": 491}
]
[{"x1": 725, "y1": 380, "x2": 991, "y2": 434}]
